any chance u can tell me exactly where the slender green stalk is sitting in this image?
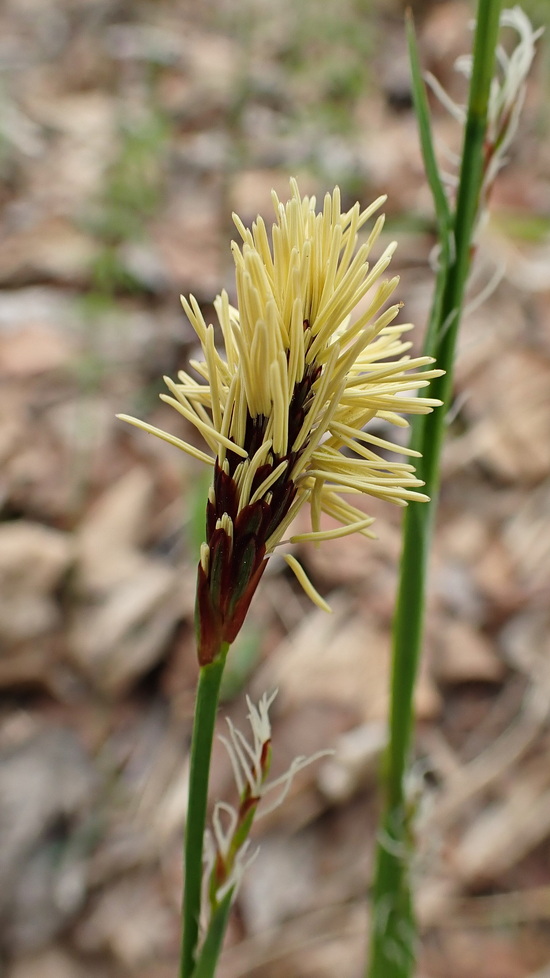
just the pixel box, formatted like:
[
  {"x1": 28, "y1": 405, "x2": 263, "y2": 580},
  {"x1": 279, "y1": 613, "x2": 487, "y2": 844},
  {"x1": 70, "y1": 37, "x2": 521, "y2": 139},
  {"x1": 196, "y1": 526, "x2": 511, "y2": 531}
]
[
  {"x1": 366, "y1": 2, "x2": 502, "y2": 976},
  {"x1": 180, "y1": 648, "x2": 228, "y2": 978},
  {"x1": 191, "y1": 891, "x2": 234, "y2": 978}
]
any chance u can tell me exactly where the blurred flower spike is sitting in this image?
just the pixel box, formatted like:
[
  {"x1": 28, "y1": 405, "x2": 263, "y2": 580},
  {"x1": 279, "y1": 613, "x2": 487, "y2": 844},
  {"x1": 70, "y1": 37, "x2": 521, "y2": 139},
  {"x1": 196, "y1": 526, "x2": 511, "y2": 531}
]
[
  {"x1": 427, "y1": 6, "x2": 543, "y2": 202},
  {"x1": 202, "y1": 691, "x2": 331, "y2": 924},
  {"x1": 119, "y1": 180, "x2": 442, "y2": 664}
]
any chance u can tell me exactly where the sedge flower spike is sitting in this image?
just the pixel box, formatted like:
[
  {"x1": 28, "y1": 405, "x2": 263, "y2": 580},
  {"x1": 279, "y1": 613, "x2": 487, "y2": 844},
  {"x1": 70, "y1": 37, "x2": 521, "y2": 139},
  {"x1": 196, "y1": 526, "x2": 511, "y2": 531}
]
[
  {"x1": 426, "y1": 7, "x2": 543, "y2": 204},
  {"x1": 202, "y1": 691, "x2": 331, "y2": 927},
  {"x1": 119, "y1": 181, "x2": 442, "y2": 664}
]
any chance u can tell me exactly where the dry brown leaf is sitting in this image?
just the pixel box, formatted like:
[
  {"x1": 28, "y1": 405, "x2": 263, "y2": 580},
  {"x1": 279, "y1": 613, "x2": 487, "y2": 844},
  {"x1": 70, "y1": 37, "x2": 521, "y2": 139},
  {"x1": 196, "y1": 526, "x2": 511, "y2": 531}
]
[
  {"x1": 7, "y1": 948, "x2": 85, "y2": 978},
  {"x1": 0, "y1": 728, "x2": 95, "y2": 953},
  {"x1": 471, "y1": 536, "x2": 521, "y2": 610},
  {"x1": 221, "y1": 903, "x2": 365, "y2": 978},
  {"x1": 453, "y1": 759, "x2": 550, "y2": 883},
  {"x1": 0, "y1": 521, "x2": 72, "y2": 591},
  {"x1": 256, "y1": 601, "x2": 440, "y2": 724},
  {"x1": 505, "y1": 479, "x2": 550, "y2": 594},
  {"x1": 239, "y1": 832, "x2": 317, "y2": 935},
  {"x1": 0, "y1": 324, "x2": 76, "y2": 376},
  {"x1": 317, "y1": 721, "x2": 387, "y2": 802},
  {"x1": 75, "y1": 467, "x2": 155, "y2": 594},
  {"x1": 0, "y1": 522, "x2": 72, "y2": 643},
  {"x1": 464, "y1": 350, "x2": 550, "y2": 484},
  {"x1": 0, "y1": 219, "x2": 97, "y2": 287},
  {"x1": 69, "y1": 561, "x2": 179, "y2": 695},
  {"x1": 23, "y1": 91, "x2": 116, "y2": 210},
  {"x1": 74, "y1": 874, "x2": 172, "y2": 967},
  {"x1": 431, "y1": 619, "x2": 505, "y2": 685},
  {"x1": 47, "y1": 397, "x2": 117, "y2": 466},
  {"x1": 229, "y1": 170, "x2": 309, "y2": 227},
  {"x1": 153, "y1": 190, "x2": 222, "y2": 295}
]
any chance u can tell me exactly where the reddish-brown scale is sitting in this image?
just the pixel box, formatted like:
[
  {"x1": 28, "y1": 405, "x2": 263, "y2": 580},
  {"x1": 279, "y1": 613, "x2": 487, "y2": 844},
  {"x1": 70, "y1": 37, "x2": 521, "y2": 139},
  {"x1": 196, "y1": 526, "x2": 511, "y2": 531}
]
[
  {"x1": 213, "y1": 851, "x2": 226, "y2": 890},
  {"x1": 239, "y1": 794, "x2": 260, "y2": 821},
  {"x1": 259, "y1": 739, "x2": 271, "y2": 772},
  {"x1": 195, "y1": 563, "x2": 223, "y2": 665},
  {"x1": 227, "y1": 537, "x2": 259, "y2": 617},
  {"x1": 233, "y1": 499, "x2": 269, "y2": 541},
  {"x1": 213, "y1": 461, "x2": 239, "y2": 522},
  {"x1": 249, "y1": 462, "x2": 273, "y2": 499},
  {"x1": 206, "y1": 497, "x2": 216, "y2": 540},
  {"x1": 195, "y1": 322, "x2": 325, "y2": 662},
  {"x1": 286, "y1": 358, "x2": 322, "y2": 452},
  {"x1": 223, "y1": 555, "x2": 268, "y2": 645},
  {"x1": 207, "y1": 526, "x2": 232, "y2": 611},
  {"x1": 265, "y1": 479, "x2": 297, "y2": 539},
  {"x1": 244, "y1": 413, "x2": 269, "y2": 458}
]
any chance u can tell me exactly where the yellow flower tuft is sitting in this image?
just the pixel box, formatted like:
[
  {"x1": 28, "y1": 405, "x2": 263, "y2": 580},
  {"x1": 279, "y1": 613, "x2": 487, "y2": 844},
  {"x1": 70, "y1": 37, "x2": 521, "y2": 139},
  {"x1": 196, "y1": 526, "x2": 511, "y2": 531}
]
[{"x1": 119, "y1": 180, "x2": 442, "y2": 662}]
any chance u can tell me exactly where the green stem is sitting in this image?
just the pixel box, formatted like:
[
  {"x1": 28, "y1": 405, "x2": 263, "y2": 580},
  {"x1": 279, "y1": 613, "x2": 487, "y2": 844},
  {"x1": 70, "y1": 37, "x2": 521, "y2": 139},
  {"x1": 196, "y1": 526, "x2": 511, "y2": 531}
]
[
  {"x1": 191, "y1": 890, "x2": 234, "y2": 978},
  {"x1": 366, "y1": 2, "x2": 502, "y2": 976},
  {"x1": 180, "y1": 647, "x2": 228, "y2": 978}
]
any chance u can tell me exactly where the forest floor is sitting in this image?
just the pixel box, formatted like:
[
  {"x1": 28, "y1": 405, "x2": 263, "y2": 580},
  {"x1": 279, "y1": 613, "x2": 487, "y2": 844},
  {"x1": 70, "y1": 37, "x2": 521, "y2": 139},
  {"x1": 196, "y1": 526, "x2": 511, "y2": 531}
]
[{"x1": 1, "y1": 0, "x2": 550, "y2": 976}]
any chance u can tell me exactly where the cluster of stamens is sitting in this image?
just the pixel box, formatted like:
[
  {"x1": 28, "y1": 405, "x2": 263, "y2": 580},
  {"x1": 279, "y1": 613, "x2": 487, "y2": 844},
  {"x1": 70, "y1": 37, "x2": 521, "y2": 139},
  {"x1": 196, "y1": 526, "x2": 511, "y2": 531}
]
[{"x1": 119, "y1": 181, "x2": 443, "y2": 663}]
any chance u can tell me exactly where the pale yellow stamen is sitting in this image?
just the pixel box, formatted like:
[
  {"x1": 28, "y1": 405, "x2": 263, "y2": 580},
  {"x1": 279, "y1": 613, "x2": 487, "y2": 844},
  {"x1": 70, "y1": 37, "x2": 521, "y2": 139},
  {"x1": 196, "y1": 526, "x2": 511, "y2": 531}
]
[
  {"x1": 200, "y1": 543, "x2": 210, "y2": 573},
  {"x1": 236, "y1": 440, "x2": 273, "y2": 509},
  {"x1": 290, "y1": 375, "x2": 348, "y2": 479},
  {"x1": 318, "y1": 491, "x2": 378, "y2": 534},
  {"x1": 265, "y1": 487, "x2": 310, "y2": 550},
  {"x1": 116, "y1": 415, "x2": 215, "y2": 465},
  {"x1": 204, "y1": 324, "x2": 223, "y2": 434},
  {"x1": 290, "y1": 515, "x2": 375, "y2": 543},
  {"x1": 248, "y1": 459, "x2": 288, "y2": 506},
  {"x1": 269, "y1": 353, "x2": 289, "y2": 456},
  {"x1": 292, "y1": 343, "x2": 341, "y2": 454},
  {"x1": 216, "y1": 514, "x2": 233, "y2": 538},
  {"x1": 283, "y1": 553, "x2": 332, "y2": 613},
  {"x1": 160, "y1": 393, "x2": 248, "y2": 459},
  {"x1": 180, "y1": 294, "x2": 208, "y2": 345}
]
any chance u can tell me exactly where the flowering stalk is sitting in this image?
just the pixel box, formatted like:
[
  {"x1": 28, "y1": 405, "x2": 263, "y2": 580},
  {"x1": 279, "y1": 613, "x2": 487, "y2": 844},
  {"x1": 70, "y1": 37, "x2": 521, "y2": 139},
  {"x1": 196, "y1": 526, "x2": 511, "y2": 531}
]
[
  {"x1": 204, "y1": 693, "x2": 275, "y2": 920},
  {"x1": 367, "y1": 4, "x2": 541, "y2": 976},
  {"x1": 181, "y1": 652, "x2": 227, "y2": 978},
  {"x1": 188, "y1": 691, "x2": 330, "y2": 978},
  {"x1": 203, "y1": 692, "x2": 329, "y2": 918},
  {"x1": 119, "y1": 184, "x2": 441, "y2": 660},
  {"x1": 425, "y1": 5, "x2": 544, "y2": 217},
  {"x1": 119, "y1": 182, "x2": 442, "y2": 975}
]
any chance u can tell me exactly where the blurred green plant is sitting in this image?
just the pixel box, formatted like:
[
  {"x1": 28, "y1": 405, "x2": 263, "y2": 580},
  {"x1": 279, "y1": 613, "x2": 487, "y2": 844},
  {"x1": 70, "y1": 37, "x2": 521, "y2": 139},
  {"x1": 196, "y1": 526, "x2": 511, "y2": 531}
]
[
  {"x1": 367, "y1": 4, "x2": 543, "y2": 976},
  {"x1": 278, "y1": 0, "x2": 374, "y2": 134},
  {"x1": 213, "y1": 0, "x2": 376, "y2": 193},
  {"x1": 219, "y1": 628, "x2": 262, "y2": 701},
  {"x1": 493, "y1": 210, "x2": 550, "y2": 241},
  {"x1": 65, "y1": 103, "x2": 170, "y2": 515},
  {"x1": 522, "y1": 0, "x2": 550, "y2": 29},
  {"x1": 83, "y1": 106, "x2": 170, "y2": 307},
  {"x1": 95, "y1": 110, "x2": 169, "y2": 243}
]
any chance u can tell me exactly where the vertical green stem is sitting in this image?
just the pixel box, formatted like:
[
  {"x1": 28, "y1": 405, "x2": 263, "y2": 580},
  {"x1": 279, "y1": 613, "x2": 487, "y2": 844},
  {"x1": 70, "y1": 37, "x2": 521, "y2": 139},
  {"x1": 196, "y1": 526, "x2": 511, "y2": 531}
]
[
  {"x1": 180, "y1": 647, "x2": 228, "y2": 978},
  {"x1": 191, "y1": 890, "x2": 235, "y2": 978},
  {"x1": 366, "y1": 1, "x2": 502, "y2": 976}
]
